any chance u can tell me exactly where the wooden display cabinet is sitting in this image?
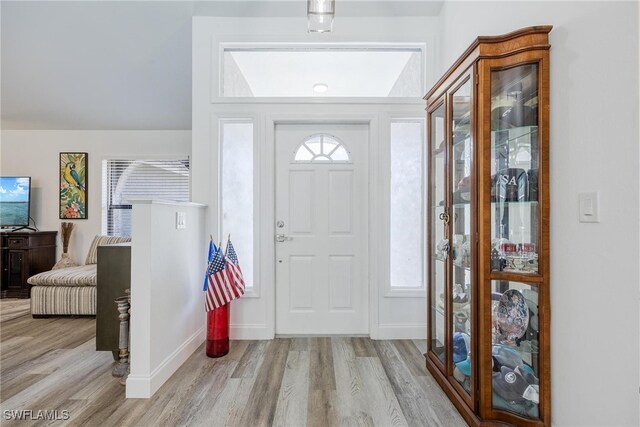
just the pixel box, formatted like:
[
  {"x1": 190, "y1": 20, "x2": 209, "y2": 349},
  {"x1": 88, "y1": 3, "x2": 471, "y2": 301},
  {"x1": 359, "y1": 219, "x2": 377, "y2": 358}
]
[
  {"x1": 0, "y1": 231, "x2": 57, "y2": 298},
  {"x1": 425, "y1": 26, "x2": 551, "y2": 426}
]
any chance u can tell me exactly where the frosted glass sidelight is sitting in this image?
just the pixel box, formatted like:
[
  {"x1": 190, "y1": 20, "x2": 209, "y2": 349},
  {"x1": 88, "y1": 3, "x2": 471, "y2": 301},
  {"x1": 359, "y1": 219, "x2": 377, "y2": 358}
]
[
  {"x1": 221, "y1": 122, "x2": 254, "y2": 288},
  {"x1": 390, "y1": 121, "x2": 424, "y2": 288}
]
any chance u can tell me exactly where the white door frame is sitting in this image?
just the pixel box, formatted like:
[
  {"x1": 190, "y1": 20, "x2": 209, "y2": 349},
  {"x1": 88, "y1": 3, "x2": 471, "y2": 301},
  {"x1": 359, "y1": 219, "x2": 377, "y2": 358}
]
[{"x1": 263, "y1": 113, "x2": 381, "y2": 338}]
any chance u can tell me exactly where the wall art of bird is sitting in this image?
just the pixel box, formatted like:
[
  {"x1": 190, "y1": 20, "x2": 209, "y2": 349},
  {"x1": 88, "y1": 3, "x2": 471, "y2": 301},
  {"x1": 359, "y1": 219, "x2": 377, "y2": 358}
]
[{"x1": 64, "y1": 162, "x2": 86, "y2": 201}]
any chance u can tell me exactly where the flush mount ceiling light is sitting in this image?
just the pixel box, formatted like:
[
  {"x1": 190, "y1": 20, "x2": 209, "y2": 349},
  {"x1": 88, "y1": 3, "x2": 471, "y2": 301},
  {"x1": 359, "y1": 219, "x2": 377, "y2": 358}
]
[
  {"x1": 313, "y1": 83, "x2": 329, "y2": 94},
  {"x1": 307, "y1": 0, "x2": 335, "y2": 33}
]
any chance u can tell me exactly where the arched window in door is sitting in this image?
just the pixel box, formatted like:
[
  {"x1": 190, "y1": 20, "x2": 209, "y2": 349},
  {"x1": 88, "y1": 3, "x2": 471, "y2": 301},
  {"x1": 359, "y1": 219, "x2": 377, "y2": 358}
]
[{"x1": 293, "y1": 134, "x2": 351, "y2": 163}]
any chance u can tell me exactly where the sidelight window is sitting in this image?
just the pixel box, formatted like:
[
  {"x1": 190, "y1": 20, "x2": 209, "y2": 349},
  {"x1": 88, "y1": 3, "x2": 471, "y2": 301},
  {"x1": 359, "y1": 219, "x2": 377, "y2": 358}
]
[
  {"x1": 390, "y1": 120, "x2": 425, "y2": 289},
  {"x1": 220, "y1": 121, "x2": 255, "y2": 289}
]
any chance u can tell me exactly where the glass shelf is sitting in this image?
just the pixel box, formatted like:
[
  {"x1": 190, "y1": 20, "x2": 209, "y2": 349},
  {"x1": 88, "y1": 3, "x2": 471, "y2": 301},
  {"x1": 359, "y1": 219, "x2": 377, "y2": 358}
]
[
  {"x1": 432, "y1": 202, "x2": 474, "y2": 208},
  {"x1": 499, "y1": 268, "x2": 538, "y2": 276},
  {"x1": 492, "y1": 126, "x2": 538, "y2": 142},
  {"x1": 452, "y1": 202, "x2": 471, "y2": 208},
  {"x1": 453, "y1": 134, "x2": 471, "y2": 146},
  {"x1": 453, "y1": 261, "x2": 471, "y2": 271},
  {"x1": 492, "y1": 340, "x2": 539, "y2": 356},
  {"x1": 492, "y1": 201, "x2": 538, "y2": 207}
]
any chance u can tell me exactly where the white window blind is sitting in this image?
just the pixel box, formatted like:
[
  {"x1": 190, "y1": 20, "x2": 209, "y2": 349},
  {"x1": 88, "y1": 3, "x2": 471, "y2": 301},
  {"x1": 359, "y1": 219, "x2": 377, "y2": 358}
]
[{"x1": 102, "y1": 159, "x2": 190, "y2": 236}]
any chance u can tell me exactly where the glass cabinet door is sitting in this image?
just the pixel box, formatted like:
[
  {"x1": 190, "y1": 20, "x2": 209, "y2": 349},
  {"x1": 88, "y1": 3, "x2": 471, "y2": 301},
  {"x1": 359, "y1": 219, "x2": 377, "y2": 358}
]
[
  {"x1": 489, "y1": 63, "x2": 541, "y2": 420},
  {"x1": 490, "y1": 64, "x2": 539, "y2": 275},
  {"x1": 429, "y1": 103, "x2": 446, "y2": 366},
  {"x1": 491, "y1": 280, "x2": 540, "y2": 419},
  {"x1": 450, "y1": 79, "x2": 473, "y2": 395}
]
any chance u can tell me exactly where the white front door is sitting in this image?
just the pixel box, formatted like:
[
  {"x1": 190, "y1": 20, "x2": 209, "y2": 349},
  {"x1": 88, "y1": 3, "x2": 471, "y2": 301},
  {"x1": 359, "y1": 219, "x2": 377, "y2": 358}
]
[{"x1": 275, "y1": 124, "x2": 368, "y2": 335}]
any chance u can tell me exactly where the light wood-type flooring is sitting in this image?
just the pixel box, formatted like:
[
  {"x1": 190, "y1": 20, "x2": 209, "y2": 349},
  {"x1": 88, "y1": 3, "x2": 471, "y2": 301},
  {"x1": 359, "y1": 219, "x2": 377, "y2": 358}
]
[{"x1": 0, "y1": 300, "x2": 466, "y2": 427}]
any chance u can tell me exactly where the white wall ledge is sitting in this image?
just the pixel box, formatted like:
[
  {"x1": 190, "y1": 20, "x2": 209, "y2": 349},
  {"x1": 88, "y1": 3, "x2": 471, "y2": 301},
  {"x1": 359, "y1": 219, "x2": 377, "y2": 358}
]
[{"x1": 128, "y1": 198, "x2": 207, "y2": 208}]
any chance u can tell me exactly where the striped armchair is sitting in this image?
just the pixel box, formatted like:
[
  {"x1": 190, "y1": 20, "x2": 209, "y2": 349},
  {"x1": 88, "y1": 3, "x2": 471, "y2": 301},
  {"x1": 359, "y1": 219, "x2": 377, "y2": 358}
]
[{"x1": 28, "y1": 235, "x2": 130, "y2": 316}]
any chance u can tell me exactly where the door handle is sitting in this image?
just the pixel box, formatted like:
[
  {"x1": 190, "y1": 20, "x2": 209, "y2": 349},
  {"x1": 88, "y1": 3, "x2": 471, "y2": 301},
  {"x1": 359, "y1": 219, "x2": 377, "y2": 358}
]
[
  {"x1": 438, "y1": 212, "x2": 450, "y2": 225},
  {"x1": 275, "y1": 234, "x2": 293, "y2": 243}
]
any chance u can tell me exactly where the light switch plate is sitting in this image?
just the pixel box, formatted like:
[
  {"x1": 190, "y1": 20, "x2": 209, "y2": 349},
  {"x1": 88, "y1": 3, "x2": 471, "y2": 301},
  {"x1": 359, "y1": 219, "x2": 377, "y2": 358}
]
[
  {"x1": 579, "y1": 192, "x2": 599, "y2": 223},
  {"x1": 176, "y1": 211, "x2": 186, "y2": 229}
]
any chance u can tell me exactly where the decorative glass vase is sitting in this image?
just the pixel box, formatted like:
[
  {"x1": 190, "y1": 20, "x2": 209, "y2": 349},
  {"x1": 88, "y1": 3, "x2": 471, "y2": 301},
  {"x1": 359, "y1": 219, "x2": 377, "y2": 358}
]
[{"x1": 206, "y1": 303, "x2": 230, "y2": 357}]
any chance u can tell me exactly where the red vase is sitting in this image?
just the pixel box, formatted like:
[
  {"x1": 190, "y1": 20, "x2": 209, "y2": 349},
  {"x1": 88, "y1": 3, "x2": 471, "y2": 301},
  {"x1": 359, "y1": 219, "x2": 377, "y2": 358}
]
[{"x1": 206, "y1": 303, "x2": 230, "y2": 357}]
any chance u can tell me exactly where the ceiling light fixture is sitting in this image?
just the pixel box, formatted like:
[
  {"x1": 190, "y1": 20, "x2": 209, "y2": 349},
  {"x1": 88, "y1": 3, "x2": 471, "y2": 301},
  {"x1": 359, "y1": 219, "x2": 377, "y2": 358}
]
[
  {"x1": 313, "y1": 83, "x2": 329, "y2": 94},
  {"x1": 307, "y1": 0, "x2": 335, "y2": 33}
]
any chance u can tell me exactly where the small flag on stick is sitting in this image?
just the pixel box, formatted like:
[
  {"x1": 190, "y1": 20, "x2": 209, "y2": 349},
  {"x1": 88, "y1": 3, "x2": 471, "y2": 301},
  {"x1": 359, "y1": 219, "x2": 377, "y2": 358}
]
[
  {"x1": 224, "y1": 237, "x2": 245, "y2": 294},
  {"x1": 203, "y1": 239, "x2": 216, "y2": 291}
]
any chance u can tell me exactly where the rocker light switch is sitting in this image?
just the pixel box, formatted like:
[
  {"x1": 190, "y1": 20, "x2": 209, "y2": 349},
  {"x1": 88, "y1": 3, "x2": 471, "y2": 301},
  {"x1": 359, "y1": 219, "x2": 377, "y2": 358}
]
[
  {"x1": 579, "y1": 192, "x2": 599, "y2": 223},
  {"x1": 176, "y1": 212, "x2": 186, "y2": 229}
]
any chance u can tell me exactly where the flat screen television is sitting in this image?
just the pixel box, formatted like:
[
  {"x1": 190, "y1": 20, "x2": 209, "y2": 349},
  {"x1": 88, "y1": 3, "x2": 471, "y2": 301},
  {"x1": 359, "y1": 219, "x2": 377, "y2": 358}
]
[{"x1": 0, "y1": 177, "x2": 31, "y2": 227}]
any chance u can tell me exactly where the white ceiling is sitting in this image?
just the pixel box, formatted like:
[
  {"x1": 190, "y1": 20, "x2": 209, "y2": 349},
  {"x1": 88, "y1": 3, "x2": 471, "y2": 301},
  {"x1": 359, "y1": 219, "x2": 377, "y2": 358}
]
[{"x1": 0, "y1": 1, "x2": 443, "y2": 130}]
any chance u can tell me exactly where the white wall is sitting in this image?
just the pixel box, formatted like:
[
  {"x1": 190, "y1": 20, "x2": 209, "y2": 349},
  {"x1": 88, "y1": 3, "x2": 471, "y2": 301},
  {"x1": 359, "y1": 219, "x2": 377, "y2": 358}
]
[
  {"x1": 193, "y1": 16, "x2": 439, "y2": 339},
  {"x1": 127, "y1": 200, "x2": 207, "y2": 398},
  {"x1": 0, "y1": 130, "x2": 191, "y2": 262},
  {"x1": 438, "y1": 2, "x2": 639, "y2": 426}
]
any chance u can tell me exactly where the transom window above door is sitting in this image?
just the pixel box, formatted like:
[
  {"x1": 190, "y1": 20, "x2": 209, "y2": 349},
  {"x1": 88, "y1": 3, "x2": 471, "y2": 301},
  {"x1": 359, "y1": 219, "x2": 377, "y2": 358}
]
[
  {"x1": 221, "y1": 45, "x2": 425, "y2": 98},
  {"x1": 294, "y1": 134, "x2": 351, "y2": 163}
]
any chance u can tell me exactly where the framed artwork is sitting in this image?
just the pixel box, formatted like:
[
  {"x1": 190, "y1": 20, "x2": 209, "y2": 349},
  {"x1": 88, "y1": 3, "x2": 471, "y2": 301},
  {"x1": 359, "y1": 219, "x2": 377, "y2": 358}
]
[{"x1": 59, "y1": 152, "x2": 88, "y2": 219}]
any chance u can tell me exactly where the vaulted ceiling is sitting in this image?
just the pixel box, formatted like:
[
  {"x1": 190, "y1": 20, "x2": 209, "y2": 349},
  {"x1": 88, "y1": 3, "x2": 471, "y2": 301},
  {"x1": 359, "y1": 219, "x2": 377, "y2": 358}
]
[{"x1": 0, "y1": 1, "x2": 443, "y2": 130}]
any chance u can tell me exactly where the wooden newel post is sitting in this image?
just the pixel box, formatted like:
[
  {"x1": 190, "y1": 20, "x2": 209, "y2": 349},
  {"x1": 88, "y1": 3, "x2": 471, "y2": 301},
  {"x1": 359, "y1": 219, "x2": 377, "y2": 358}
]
[
  {"x1": 121, "y1": 289, "x2": 131, "y2": 385},
  {"x1": 113, "y1": 295, "x2": 130, "y2": 378}
]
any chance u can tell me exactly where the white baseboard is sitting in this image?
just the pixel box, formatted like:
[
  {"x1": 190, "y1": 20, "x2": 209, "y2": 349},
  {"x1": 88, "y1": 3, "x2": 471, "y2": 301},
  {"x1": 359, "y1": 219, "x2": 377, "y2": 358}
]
[
  {"x1": 126, "y1": 326, "x2": 205, "y2": 398},
  {"x1": 227, "y1": 324, "x2": 424, "y2": 340},
  {"x1": 125, "y1": 374, "x2": 151, "y2": 399},
  {"x1": 376, "y1": 324, "x2": 426, "y2": 340},
  {"x1": 230, "y1": 324, "x2": 272, "y2": 340}
]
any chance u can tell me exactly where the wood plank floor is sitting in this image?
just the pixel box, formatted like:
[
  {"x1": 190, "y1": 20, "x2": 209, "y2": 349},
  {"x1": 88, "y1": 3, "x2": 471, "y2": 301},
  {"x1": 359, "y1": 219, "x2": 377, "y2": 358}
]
[
  {"x1": 0, "y1": 301, "x2": 466, "y2": 426},
  {"x1": 0, "y1": 299, "x2": 31, "y2": 322}
]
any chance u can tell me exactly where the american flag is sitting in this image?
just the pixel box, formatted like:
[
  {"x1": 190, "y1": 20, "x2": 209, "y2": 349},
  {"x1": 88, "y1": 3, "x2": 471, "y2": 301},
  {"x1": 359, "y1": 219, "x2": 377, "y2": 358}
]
[
  {"x1": 205, "y1": 244, "x2": 244, "y2": 311},
  {"x1": 225, "y1": 240, "x2": 245, "y2": 294},
  {"x1": 202, "y1": 241, "x2": 215, "y2": 292}
]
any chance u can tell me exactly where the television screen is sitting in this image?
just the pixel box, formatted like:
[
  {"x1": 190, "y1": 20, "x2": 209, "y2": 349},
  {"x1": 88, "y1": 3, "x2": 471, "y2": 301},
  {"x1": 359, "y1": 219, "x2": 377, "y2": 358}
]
[{"x1": 0, "y1": 177, "x2": 31, "y2": 227}]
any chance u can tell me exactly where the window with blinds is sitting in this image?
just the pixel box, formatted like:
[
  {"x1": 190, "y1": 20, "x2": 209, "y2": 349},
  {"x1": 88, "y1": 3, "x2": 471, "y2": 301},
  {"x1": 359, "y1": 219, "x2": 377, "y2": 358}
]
[{"x1": 102, "y1": 159, "x2": 190, "y2": 236}]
